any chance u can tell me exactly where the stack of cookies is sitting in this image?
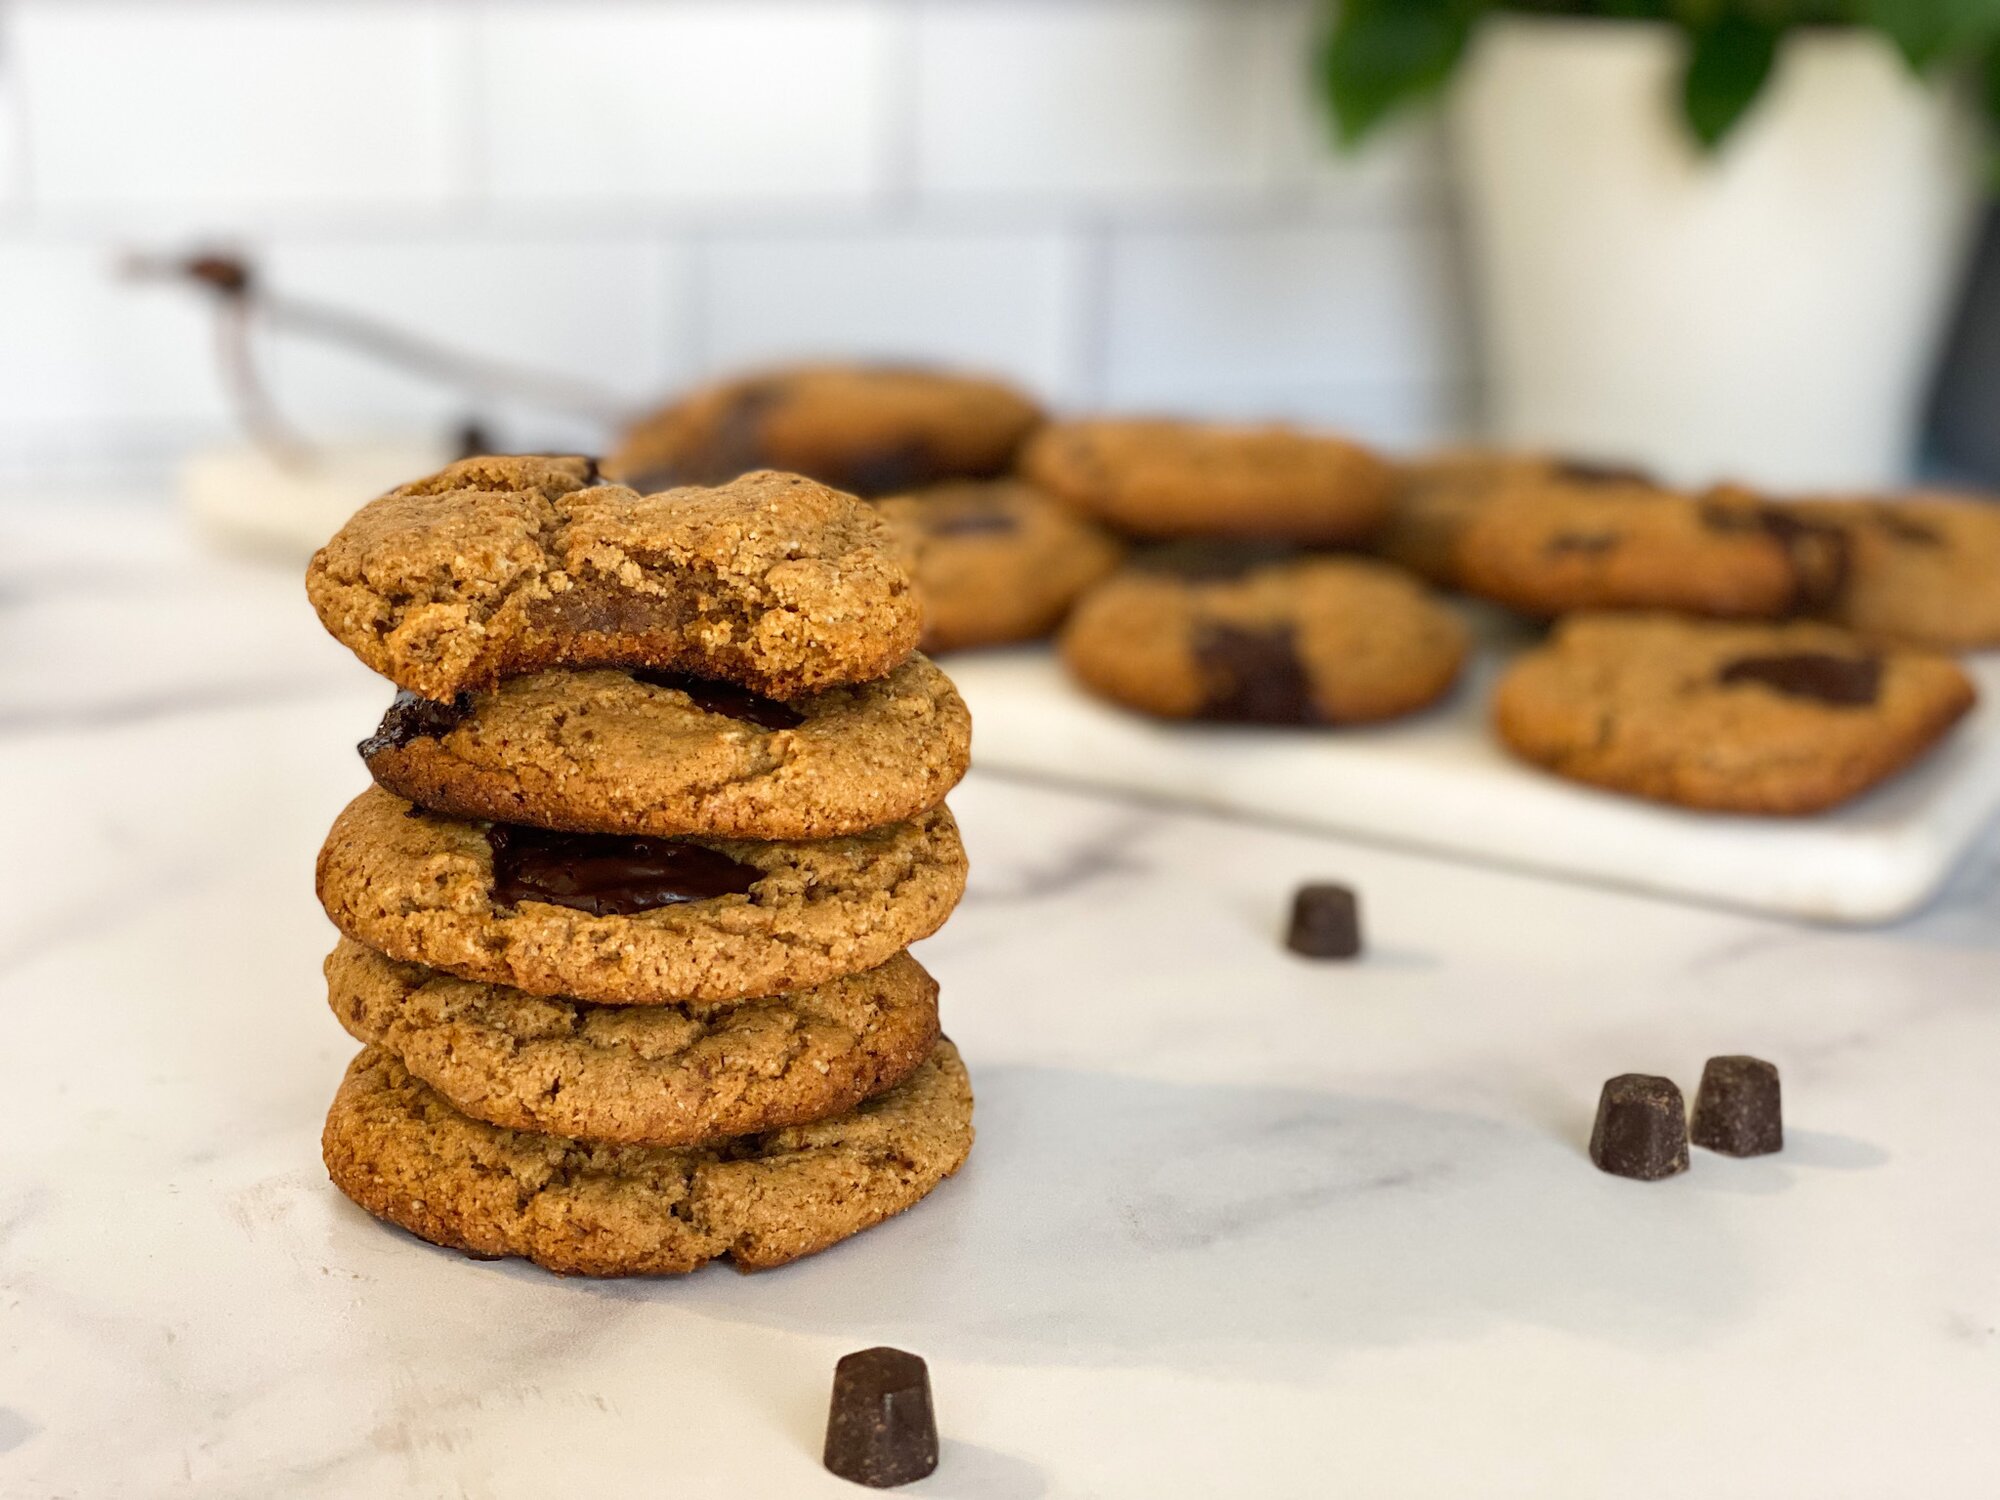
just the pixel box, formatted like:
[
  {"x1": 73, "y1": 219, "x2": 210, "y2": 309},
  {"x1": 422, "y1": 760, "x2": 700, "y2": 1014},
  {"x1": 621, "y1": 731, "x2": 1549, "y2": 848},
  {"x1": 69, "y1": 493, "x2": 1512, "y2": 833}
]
[{"x1": 303, "y1": 456, "x2": 976, "y2": 1276}]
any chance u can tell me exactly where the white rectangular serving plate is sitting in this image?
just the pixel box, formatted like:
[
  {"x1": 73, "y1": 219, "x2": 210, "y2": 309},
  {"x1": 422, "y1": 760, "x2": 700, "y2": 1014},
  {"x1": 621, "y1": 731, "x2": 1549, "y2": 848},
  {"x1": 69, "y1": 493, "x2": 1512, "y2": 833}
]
[{"x1": 950, "y1": 624, "x2": 2000, "y2": 925}]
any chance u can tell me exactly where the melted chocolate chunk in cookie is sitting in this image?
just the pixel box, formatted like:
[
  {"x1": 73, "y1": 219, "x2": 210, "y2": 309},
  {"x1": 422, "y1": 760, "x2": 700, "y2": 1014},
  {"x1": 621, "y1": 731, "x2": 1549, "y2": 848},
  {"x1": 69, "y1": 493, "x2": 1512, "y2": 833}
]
[
  {"x1": 359, "y1": 691, "x2": 472, "y2": 758},
  {"x1": 486, "y1": 824, "x2": 761, "y2": 917},
  {"x1": 630, "y1": 669, "x2": 805, "y2": 730},
  {"x1": 1701, "y1": 502, "x2": 1850, "y2": 612},
  {"x1": 1194, "y1": 622, "x2": 1317, "y2": 723},
  {"x1": 1717, "y1": 652, "x2": 1882, "y2": 707}
]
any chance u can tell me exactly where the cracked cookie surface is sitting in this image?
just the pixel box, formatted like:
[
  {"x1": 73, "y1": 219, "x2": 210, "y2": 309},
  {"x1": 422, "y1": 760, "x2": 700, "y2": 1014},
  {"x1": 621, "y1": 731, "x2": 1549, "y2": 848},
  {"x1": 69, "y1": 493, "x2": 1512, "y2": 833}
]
[
  {"x1": 607, "y1": 364, "x2": 1044, "y2": 498},
  {"x1": 875, "y1": 480, "x2": 1125, "y2": 652},
  {"x1": 322, "y1": 1039, "x2": 973, "y2": 1276},
  {"x1": 326, "y1": 939, "x2": 940, "y2": 1146},
  {"x1": 1492, "y1": 613, "x2": 1976, "y2": 814},
  {"x1": 1019, "y1": 419, "x2": 1395, "y2": 544},
  {"x1": 315, "y1": 786, "x2": 968, "y2": 1004},
  {"x1": 1060, "y1": 548, "x2": 1467, "y2": 724},
  {"x1": 360, "y1": 655, "x2": 969, "y2": 840},
  {"x1": 306, "y1": 455, "x2": 918, "y2": 699}
]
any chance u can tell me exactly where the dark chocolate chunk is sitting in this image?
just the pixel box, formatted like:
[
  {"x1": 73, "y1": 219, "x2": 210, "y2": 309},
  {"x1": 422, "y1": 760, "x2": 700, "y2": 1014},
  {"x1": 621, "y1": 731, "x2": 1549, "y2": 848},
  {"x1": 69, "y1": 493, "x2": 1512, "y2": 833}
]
[
  {"x1": 359, "y1": 690, "x2": 473, "y2": 759},
  {"x1": 1553, "y1": 456, "x2": 1654, "y2": 486},
  {"x1": 630, "y1": 669, "x2": 806, "y2": 729},
  {"x1": 823, "y1": 1347, "x2": 939, "y2": 1489},
  {"x1": 1868, "y1": 506, "x2": 1945, "y2": 546},
  {"x1": 485, "y1": 824, "x2": 761, "y2": 917},
  {"x1": 1700, "y1": 501, "x2": 1851, "y2": 612},
  {"x1": 1131, "y1": 539, "x2": 1302, "y2": 582},
  {"x1": 1286, "y1": 883, "x2": 1362, "y2": 959},
  {"x1": 1716, "y1": 652, "x2": 1882, "y2": 707},
  {"x1": 1545, "y1": 531, "x2": 1622, "y2": 556},
  {"x1": 1690, "y1": 1055, "x2": 1782, "y2": 1157},
  {"x1": 1589, "y1": 1074, "x2": 1689, "y2": 1181},
  {"x1": 920, "y1": 505, "x2": 1019, "y2": 538},
  {"x1": 1194, "y1": 622, "x2": 1317, "y2": 724}
]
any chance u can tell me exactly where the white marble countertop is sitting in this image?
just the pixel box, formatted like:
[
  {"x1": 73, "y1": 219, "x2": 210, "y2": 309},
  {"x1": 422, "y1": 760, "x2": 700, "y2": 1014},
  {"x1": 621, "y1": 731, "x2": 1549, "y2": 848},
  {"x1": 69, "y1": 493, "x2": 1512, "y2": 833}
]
[{"x1": 5, "y1": 504, "x2": 1999, "y2": 1499}]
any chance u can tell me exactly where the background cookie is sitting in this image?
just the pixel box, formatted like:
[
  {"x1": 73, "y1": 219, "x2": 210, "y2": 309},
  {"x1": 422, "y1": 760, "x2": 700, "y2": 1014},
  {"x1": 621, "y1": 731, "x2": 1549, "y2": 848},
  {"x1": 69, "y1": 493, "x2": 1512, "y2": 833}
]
[
  {"x1": 607, "y1": 364, "x2": 1044, "y2": 498},
  {"x1": 307, "y1": 457, "x2": 919, "y2": 699},
  {"x1": 875, "y1": 481, "x2": 1125, "y2": 652},
  {"x1": 1019, "y1": 419, "x2": 1395, "y2": 544},
  {"x1": 1792, "y1": 492, "x2": 2000, "y2": 650},
  {"x1": 322, "y1": 1039, "x2": 974, "y2": 1276},
  {"x1": 1453, "y1": 483, "x2": 1846, "y2": 620},
  {"x1": 1060, "y1": 547, "x2": 1468, "y2": 724},
  {"x1": 360, "y1": 656, "x2": 970, "y2": 840},
  {"x1": 315, "y1": 786, "x2": 969, "y2": 1004},
  {"x1": 1492, "y1": 613, "x2": 1976, "y2": 814},
  {"x1": 327, "y1": 939, "x2": 940, "y2": 1147},
  {"x1": 1377, "y1": 449, "x2": 1655, "y2": 586}
]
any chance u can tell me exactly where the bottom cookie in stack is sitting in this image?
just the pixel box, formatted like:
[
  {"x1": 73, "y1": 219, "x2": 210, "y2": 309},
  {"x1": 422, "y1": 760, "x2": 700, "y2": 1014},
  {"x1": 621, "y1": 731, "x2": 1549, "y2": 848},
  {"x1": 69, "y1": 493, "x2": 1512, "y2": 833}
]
[
  {"x1": 320, "y1": 938, "x2": 973, "y2": 1275},
  {"x1": 324, "y1": 1037, "x2": 973, "y2": 1277}
]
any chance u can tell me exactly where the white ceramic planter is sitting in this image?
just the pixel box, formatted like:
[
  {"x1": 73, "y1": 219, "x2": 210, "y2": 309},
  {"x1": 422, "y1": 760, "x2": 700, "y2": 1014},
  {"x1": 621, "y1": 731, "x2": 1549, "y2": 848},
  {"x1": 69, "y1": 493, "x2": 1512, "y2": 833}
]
[{"x1": 1450, "y1": 17, "x2": 1981, "y2": 489}]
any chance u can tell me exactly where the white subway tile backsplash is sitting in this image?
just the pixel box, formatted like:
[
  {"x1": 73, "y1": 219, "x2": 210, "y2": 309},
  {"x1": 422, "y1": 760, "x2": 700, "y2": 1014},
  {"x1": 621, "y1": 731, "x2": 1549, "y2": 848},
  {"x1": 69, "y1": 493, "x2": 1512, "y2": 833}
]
[
  {"x1": 477, "y1": 3, "x2": 895, "y2": 207},
  {"x1": 249, "y1": 238, "x2": 684, "y2": 452},
  {"x1": 1259, "y1": 0, "x2": 1447, "y2": 209},
  {"x1": 248, "y1": 236, "x2": 687, "y2": 448},
  {"x1": 0, "y1": 241, "x2": 229, "y2": 437},
  {"x1": 698, "y1": 229, "x2": 1086, "y2": 400},
  {"x1": 14, "y1": 3, "x2": 462, "y2": 211},
  {"x1": 1102, "y1": 221, "x2": 1465, "y2": 406},
  {"x1": 914, "y1": 1, "x2": 1273, "y2": 202}
]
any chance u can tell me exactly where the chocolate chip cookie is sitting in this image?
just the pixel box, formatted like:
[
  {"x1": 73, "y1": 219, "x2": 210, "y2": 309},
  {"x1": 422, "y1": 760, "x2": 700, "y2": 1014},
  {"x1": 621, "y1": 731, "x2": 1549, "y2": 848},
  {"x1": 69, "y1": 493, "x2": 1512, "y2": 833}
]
[
  {"x1": 1454, "y1": 483, "x2": 1846, "y2": 620},
  {"x1": 359, "y1": 656, "x2": 969, "y2": 841},
  {"x1": 307, "y1": 456, "x2": 918, "y2": 700},
  {"x1": 326, "y1": 938, "x2": 939, "y2": 1147},
  {"x1": 1791, "y1": 492, "x2": 2000, "y2": 650},
  {"x1": 322, "y1": 1039, "x2": 973, "y2": 1275},
  {"x1": 607, "y1": 365, "x2": 1044, "y2": 498},
  {"x1": 1377, "y1": 449, "x2": 1657, "y2": 586},
  {"x1": 1019, "y1": 419, "x2": 1395, "y2": 545},
  {"x1": 1060, "y1": 545, "x2": 1468, "y2": 724},
  {"x1": 315, "y1": 786, "x2": 969, "y2": 1004},
  {"x1": 1492, "y1": 613, "x2": 1976, "y2": 814},
  {"x1": 874, "y1": 481, "x2": 1125, "y2": 652}
]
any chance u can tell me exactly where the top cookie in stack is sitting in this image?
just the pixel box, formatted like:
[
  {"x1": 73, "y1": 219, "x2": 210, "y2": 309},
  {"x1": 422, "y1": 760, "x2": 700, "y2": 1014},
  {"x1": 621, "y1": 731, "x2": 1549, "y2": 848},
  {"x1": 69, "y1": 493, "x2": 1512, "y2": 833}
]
[{"x1": 305, "y1": 456, "x2": 977, "y2": 1276}]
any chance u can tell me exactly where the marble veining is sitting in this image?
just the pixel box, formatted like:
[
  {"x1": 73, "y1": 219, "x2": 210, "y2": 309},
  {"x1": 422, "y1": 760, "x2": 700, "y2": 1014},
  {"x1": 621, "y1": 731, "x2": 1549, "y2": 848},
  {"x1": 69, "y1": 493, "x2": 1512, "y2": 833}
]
[{"x1": 2, "y1": 503, "x2": 1998, "y2": 1498}]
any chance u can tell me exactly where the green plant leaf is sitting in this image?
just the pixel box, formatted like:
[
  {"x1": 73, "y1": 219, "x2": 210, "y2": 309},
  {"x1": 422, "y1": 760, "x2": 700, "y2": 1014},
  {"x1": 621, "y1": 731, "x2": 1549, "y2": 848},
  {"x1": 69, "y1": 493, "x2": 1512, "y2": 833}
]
[
  {"x1": 1681, "y1": 12, "x2": 1781, "y2": 148},
  {"x1": 1319, "y1": 0, "x2": 1476, "y2": 146},
  {"x1": 1860, "y1": 0, "x2": 1995, "y2": 70}
]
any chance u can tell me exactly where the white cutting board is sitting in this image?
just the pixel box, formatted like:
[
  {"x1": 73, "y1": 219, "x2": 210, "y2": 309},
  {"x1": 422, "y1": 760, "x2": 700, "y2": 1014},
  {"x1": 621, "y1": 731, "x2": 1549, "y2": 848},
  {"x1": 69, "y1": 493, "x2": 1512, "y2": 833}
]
[{"x1": 951, "y1": 620, "x2": 2000, "y2": 925}]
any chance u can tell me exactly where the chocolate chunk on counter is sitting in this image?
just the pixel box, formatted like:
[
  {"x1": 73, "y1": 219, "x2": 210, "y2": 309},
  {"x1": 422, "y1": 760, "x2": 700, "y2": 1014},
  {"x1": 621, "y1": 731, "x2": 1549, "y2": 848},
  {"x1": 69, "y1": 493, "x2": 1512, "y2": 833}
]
[
  {"x1": 1716, "y1": 652, "x2": 1882, "y2": 707},
  {"x1": 824, "y1": 1346, "x2": 939, "y2": 1489},
  {"x1": 1691, "y1": 1055, "x2": 1783, "y2": 1157},
  {"x1": 1286, "y1": 883, "x2": 1362, "y2": 960},
  {"x1": 1589, "y1": 1074, "x2": 1689, "y2": 1181},
  {"x1": 485, "y1": 824, "x2": 761, "y2": 917}
]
